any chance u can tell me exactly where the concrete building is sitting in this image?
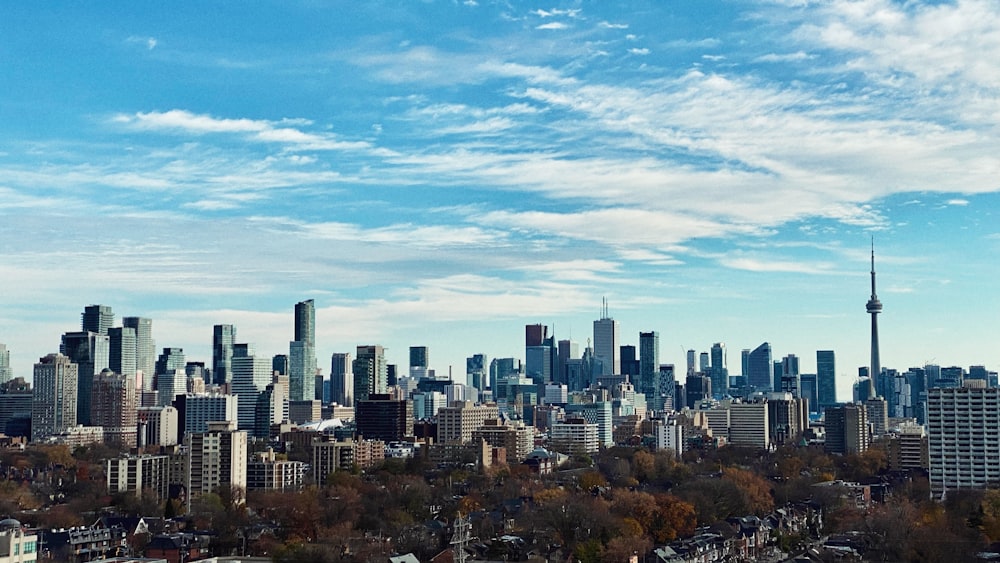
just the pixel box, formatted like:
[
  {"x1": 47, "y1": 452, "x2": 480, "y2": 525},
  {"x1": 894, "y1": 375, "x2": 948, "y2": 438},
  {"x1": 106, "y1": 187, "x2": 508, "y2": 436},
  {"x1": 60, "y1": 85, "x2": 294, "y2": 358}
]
[
  {"x1": 653, "y1": 417, "x2": 685, "y2": 460},
  {"x1": 174, "y1": 392, "x2": 238, "y2": 439},
  {"x1": 471, "y1": 419, "x2": 534, "y2": 462},
  {"x1": 825, "y1": 404, "x2": 870, "y2": 455},
  {"x1": 246, "y1": 448, "x2": 306, "y2": 491},
  {"x1": 30, "y1": 353, "x2": 78, "y2": 442},
  {"x1": 928, "y1": 387, "x2": 1000, "y2": 497},
  {"x1": 90, "y1": 369, "x2": 138, "y2": 448},
  {"x1": 549, "y1": 417, "x2": 599, "y2": 456},
  {"x1": 137, "y1": 406, "x2": 179, "y2": 447},
  {"x1": 106, "y1": 453, "x2": 171, "y2": 501},
  {"x1": 0, "y1": 518, "x2": 37, "y2": 563},
  {"x1": 887, "y1": 422, "x2": 929, "y2": 471},
  {"x1": 728, "y1": 401, "x2": 769, "y2": 449},
  {"x1": 437, "y1": 401, "x2": 499, "y2": 444},
  {"x1": 186, "y1": 420, "x2": 247, "y2": 501},
  {"x1": 288, "y1": 400, "x2": 321, "y2": 424}
]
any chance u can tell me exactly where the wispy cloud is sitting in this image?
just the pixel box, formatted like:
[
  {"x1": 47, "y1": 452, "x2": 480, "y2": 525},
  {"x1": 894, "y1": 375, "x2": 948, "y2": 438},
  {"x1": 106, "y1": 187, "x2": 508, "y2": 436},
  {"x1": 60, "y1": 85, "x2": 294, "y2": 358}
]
[{"x1": 125, "y1": 35, "x2": 157, "y2": 50}]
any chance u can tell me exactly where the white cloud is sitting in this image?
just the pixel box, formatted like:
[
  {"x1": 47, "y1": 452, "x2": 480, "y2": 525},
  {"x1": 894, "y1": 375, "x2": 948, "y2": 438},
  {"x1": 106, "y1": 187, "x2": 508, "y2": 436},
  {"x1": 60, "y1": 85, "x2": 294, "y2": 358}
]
[
  {"x1": 629, "y1": 48, "x2": 650, "y2": 55},
  {"x1": 537, "y1": 22, "x2": 569, "y2": 30},
  {"x1": 755, "y1": 51, "x2": 814, "y2": 62},
  {"x1": 599, "y1": 21, "x2": 629, "y2": 29},
  {"x1": 946, "y1": 198, "x2": 970, "y2": 206}
]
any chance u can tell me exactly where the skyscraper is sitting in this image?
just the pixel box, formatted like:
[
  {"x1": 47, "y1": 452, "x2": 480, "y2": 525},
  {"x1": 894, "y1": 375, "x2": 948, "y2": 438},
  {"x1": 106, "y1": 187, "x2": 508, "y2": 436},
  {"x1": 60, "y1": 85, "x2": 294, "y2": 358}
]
[
  {"x1": 867, "y1": 242, "x2": 883, "y2": 390},
  {"x1": 639, "y1": 331, "x2": 661, "y2": 410},
  {"x1": 289, "y1": 300, "x2": 317, "y2": 402},
  {"x1": 780, "y1": 354, "x2": 801, "y2": 397},
  {"x1": 81, "y1": 304, "x2": 114, "y2": 335},
  {"x1": 525, "y1": 324, "x2": 554, "y2": 384},
  {"x1": 31, "y1": 353, "x2": 79, "y2": 441},
  {"x1": 91, "y1": 369, "x2": 138, "y2": 448},
  {"x1": 817, "y1": 350, "x2": 837, "y2": 409},
  {"x1": 108, "y1": 325, "x2": 138, "y2": 383},
  {"x1": 231, "y1": 344, "x2": 274, "y2": 431},
  {"x1": 746, "y1": 342, "x2": 772, "y2": 391},
  {"x1": 213, "y1": 324, "x2": 236, "y2": 386},
  {"x1": 0, "y1": 343, "x2": 12, "y2": 383},
  {"x1": 155, "y1": 348, "x2": 187, "y2": 379},
  {"x1": 710, "y1": 343, "x2": 728, "y2": 397},
  {"x1": 556, "y1": 340, "x2": 578, "y2": 386},
  {"x1": 60, "y1": 330, "x2": 110, "y2": 425},
  {"x1": 410, "y1": 346, "x2": 429, "y2": 378},
  {"x1": 353, "y1": 345, "x2": 387, "y2": 403},
  {"x1": 593, "y1": 300, "x2": 620, "y2": 376},
  {"x1": 123, "y1": 316, "x2": 155, "y2": 391},
  {"x1": 466, "y1": 354, "x2": 486, "y2": 392},
  {"x1": 686, "y1": 349, "x2": 696, "y2": 376},
  {"x1": 330, "y1": 353, "x2": 354, "y2": 406}
]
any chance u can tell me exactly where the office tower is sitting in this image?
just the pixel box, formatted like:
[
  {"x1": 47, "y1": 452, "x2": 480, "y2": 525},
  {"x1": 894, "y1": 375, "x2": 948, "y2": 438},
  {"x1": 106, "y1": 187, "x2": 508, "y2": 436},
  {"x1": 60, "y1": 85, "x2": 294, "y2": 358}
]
[
  {"x1": 330, "y1": 353, "x2": 354, "y2": 406},
  {"x1": 745, "y1": 342, "x2": 772, "y2": 391},
  {"x1": 409, "y1": 346, "x2": 429, "y2": 378},
  {"x1": 557, "y1": 340, "x2": 578, "y2": 385},
  {"x1": 866, "y1": 242, "x2": 883, "y2": 388},
  {"x1": 865, "y1": 397, "x2": 889, "y2": 437},
  {"x1": 489, "y1": 358, "x2": 519, "y2": 395},
  {"x1": 525, "y1": 324, "x2": 546, "y2": 347},
  {"x1": 82, "y1": 304, "x2": 114, "y2": 335},
  {"x1": 767, "y1": 392, "x2": 809, "y2": 445},
  {"x1": 686, "y1": 349, "x2": 696, "y2": 376},
  {"x1": 0, "y1": 343, "x2": 11, "y2": 383},
  {"x1": 272, "y1": 354, "x2": 288, "y2": 375},
  {"x1": 593, "y1": 301, "x2": 620, "y2": 375},
  {"x1": 174, "y1": 392, "x2": 238, "y2": 438},
  {"x1": 231, "y1": 344, "x2": 274, "y2": 432},
  {"x1": 799, "y1": 373, "x2": 818, "y2": 414},
  {"x1": 710, "y1": 343, "x2": 728, "y2": 397},
  {"x1": 779, "y1": 354, "x2": 801, "y2": 397},
  {"x1": 639, "y1": 331, "x2": 661, "y2": 411},
  {"x1": 61, "y1": 330, "x2": 110, "y2": 425},
  {"x1": 387, "y1": 364, "x2": 399, "y2": 387},
  {"x1": 186, "y1": 420, "x2": 248, "y2": 501},
  {"x1": 157, "y1": 369, "x2": 187, "y2": 408},
  {"x1": 658, "y1": 365, "x2": 676, "y2": 412},
  {"x1": 699, "y1": 352, "x2": 710, "y2": 373},
  {"x1": 91, "y1": 369, "x2": 138, "y2": 448},
  {"x1": 0, "y1": 377, "x2": 32, "y2": 437},
  {"x1": 728, "y1": 401, "x2": 769, "y2": 449},
  {"x1": 927, "y1": 387, "x2": 1000, "y2": 498},
  {"x1": 816, "y1": 350, "x2": 836, "y2": 409},
  {"x1": 466, "y1": 354, "x2": 487, "y2": 393},
  {"x1": 108, "y1": 326, "x2": 137, "y2": 379},
  {"x1": 824, "y1": 404, "x2": 869, "y2": 455},
  {"x1": 212, "y1": 324, "x2": 236, "y2": 386},
  {"x1": 123, "y1": 317, "x2": 155, "y2": 391},
  {"x1": 353, "y1": 345, "x2": 387, "y2": 403},
  {"x1": 289, "y1": 300, "x2": 317, "y2": 402},
  {"x1": 685, "y1": 374, "x2": 711, "y2": 409},
  {"x1": 356, "y1": 394, "x2": 414, "y2": 442},
  {"x1": 155, "y1": 347, "x2": 186, "y2": 379},
  {"x1": 31, "y1": 353, "x2": 79, "y2": 441},
  {"x1": 620, "y1": 345, "x2": 640, "y2": 379},
  {"x1": 906, "y1": 367, "x2": 928, "y2": 425}
]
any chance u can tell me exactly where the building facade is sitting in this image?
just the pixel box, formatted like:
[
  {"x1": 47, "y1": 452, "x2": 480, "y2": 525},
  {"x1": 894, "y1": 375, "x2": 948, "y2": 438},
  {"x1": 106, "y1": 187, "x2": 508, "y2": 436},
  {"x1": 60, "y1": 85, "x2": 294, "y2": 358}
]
[{"x1": 30, "y1": 354, "x2": 78, "y2": 442}]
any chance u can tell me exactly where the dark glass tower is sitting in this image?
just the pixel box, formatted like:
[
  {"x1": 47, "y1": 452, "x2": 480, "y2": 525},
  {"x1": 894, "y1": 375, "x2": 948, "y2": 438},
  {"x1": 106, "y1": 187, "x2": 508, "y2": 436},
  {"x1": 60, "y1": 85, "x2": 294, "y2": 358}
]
[{"x1": 817, "y1": 350, "x2": 836, "y2": 408}]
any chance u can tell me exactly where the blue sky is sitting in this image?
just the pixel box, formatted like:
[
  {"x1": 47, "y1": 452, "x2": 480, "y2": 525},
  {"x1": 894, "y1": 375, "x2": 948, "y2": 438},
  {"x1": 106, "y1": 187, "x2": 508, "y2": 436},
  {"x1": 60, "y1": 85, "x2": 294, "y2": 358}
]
[{"x1": 2, "y1": 1, "x2": 1000, "y2": 400}]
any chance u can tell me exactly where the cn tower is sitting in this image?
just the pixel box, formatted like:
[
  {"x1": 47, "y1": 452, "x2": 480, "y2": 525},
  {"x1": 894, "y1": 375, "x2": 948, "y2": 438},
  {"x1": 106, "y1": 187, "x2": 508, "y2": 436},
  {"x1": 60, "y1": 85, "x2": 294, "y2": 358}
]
[{"x1": 866, "y1": 241, "x2": 882, "y2": 390}]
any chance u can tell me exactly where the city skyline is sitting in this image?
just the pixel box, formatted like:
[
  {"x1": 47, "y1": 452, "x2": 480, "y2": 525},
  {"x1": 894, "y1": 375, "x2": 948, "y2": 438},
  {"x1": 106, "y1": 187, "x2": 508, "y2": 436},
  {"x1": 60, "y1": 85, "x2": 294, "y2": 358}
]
[{"x1": 3, "y1": 2, "x2": 1000, "y2": 397}]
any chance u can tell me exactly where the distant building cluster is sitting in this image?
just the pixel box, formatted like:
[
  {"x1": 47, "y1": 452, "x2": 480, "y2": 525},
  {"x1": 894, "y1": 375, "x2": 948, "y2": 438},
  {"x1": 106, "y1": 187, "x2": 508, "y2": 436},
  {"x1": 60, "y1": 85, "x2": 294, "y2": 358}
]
[{"x1": 0, "y1": 251, "x2": 997, "y2": 505}]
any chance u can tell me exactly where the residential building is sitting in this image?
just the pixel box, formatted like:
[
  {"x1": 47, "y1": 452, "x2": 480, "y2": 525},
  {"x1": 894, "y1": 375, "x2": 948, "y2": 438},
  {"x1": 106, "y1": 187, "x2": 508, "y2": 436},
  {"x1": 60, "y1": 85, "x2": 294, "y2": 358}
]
[
  {"x1": 30, "y1": 353, "x2": 78, "y2": 441},
  {"x1": 639, "y1": 331, "x2": 660, "y2": 410},
  {"x1": 353, "y1": 345, "x2": 387, "y2": 403},
  {"x1": 437, "y1": 401, "x2": 499, "y2": 444},
  {"x1": 60, "y1": 331, "x2": 110, "y2": 426},
  {"x1": 330, "y1": 353, "x2": 354, "y2": 407},
  {"x1": 289, "y1": 300, "x2": 317, "y2": 402},
  {"x1": 106, "y1": 453, "x2": 170, "y2": 501},
  {"x1": 247, "y1": 448, "x2": 306, "y2": 491},
  {"x1": 471, "y1": 419, "x2": 534, "y2": 462},
  {"x1": 0, "y1": 344, "x2": 13, "y2": 384},
  {"x1": 887, "y1": 422, "x2": 929, "y2": 471},
  {"x1": 0, "y1": 518, "x2": 37, "y2": 563},
  {"x1": 356, "y1": 394, "x2": 413, "y2": 442},
  {"x1": 928, "y1": 387, "x2": 1000, "y2": 497},
  {"x1": 549, "y1": 417, "x2": 599, "y2": 456},
  {"x1": 231, "y1": 345, "x2": 272, "y2": 432},
  {"x1": 136, "y1": 406, "x2": 178, "y2": 447},
  {"x1": 122, "y1": 316, "x2": 155, "y2": 391},
  {"x1": 90, "y1": 369, "x2": 138, "y2": 448},
  {"x1": 186, "y1": 420, "x2": 247, "y2": 501},
  {"x1": 825, "y1": 404, "x2": 869, "y2": 455},
  {"x1": 729, "y1": 401, "x2": 769, "y2": 449},
  {"x1": 173, "y1": 392, "x2": 237, "y2": 438}
]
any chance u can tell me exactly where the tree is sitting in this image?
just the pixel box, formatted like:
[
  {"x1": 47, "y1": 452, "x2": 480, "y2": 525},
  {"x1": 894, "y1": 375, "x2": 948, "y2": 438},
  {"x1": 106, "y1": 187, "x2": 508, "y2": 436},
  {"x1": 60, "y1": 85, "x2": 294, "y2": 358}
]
[{"x1": 722, "y1": 467, "x2": 774, "y2": 515}]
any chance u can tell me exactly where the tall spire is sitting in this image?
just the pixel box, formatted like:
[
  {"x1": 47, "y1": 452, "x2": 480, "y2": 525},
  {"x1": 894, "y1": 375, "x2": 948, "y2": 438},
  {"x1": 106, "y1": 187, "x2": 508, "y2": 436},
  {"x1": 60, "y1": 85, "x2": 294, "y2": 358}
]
[{"x1": 866, "y1": 238, "x2": 883, "y2": 396}]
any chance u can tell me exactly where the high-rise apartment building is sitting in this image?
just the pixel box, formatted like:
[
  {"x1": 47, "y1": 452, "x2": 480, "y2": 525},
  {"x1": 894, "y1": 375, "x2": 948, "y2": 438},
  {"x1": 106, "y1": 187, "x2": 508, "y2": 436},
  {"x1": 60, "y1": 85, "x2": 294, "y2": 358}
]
[
  {"x1": 353, "y1": 345, "x2": 387, "y2": 403},
  {"x1": 710, "y1": 343, "x2": 728, "y2": 397},
  {"x1": 593, "y1": 303, "x2": 620, "y2": 375},
  {"x1": 0, "y1": 343, "x2": 12, "y2": 383},
  {"x1": 186, "y1": 420, "x2": 247, "y2": 501},
  {"x1": 817, "y1": 350, "x2": 837, "y2": 409},
  {"x1": 31, "y1": 353, "x2": 79, "y2": 441},
  {"x1": 82, "y1": 304, "x2": 114, "y2": 335},
  {"x1": 289, "y1": 300, "x2": 316, "y2": 402},
  {"x1": 174, "y1": 392, "x2": 238, "y2": 438},
  {"x1": 212, "y1": 324, "x2": 236, "y2": 386},
  {"x1": 928, "y1": 387, "x2": 1000, "y2": 498},
  {"x1": 330, "y1": 353, "x2": 353, "y2": 406},
  {"x1": 639, "y1": 331, "x2": 660, "y2": 411},
  {"x1": 91, "y1": 369, "x2": 138, "y2": 448},
  {"x1": 728, "y1": 401, "x2": 770, "y2": 449},
  {"x1": 437, "y1": 401, "x2": 500, "y2": 444},
  {"x1": 824, "y1": 404, "x2": 869, "y2": 455},
  {"x1": 123, "y1": 316, "x2": 155, "y2": 391},
  {"x1": 231, "y1": 344, "x2": 274, "y2": 432},
  {"x1": 108, "y1": 326, "x2": 137, "y2": 379},
  {"x1": 61, "y1": 331, "x2": 110, "y2": 425}
]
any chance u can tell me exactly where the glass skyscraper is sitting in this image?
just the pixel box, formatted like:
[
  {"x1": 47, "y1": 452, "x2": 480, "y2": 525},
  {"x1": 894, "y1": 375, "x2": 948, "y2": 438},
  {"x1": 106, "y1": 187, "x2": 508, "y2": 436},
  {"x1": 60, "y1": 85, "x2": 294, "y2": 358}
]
[{"x1": 817, "y1": 350, "x2": 836, "y2": 409}]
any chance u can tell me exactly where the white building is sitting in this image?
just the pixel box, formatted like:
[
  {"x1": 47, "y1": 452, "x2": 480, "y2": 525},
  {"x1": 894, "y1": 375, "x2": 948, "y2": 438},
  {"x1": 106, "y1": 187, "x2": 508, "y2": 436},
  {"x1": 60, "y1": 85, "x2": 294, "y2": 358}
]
[
  {"x1": 178, "y1": 392, "x2": 237, "y2": 437},
  {"x1": 654, "y1": 417, "x2": 685, "y2": 460},
  {"x1": 137, "y1": 405, "x2": 179, "y2": 447},
  {"x1": 928, "y1": 386, "x2": 1000, "y2": 498},
  {"x1": 549, "y1": 417, "x2": 599, "y2": 456},
  {"x1": 0, "y1": 518, "x2": 37, "y2": 563},
  {"x1": 106, "y1": 454, "x2": 170, "y2": 501}
]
